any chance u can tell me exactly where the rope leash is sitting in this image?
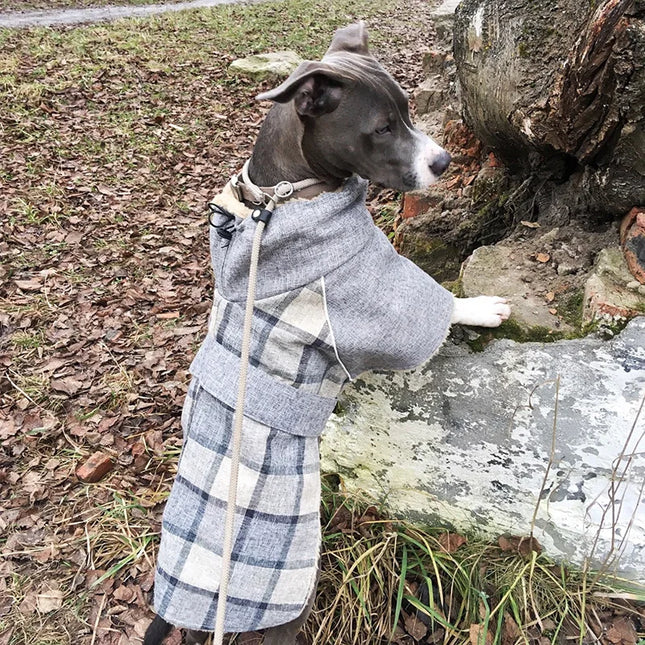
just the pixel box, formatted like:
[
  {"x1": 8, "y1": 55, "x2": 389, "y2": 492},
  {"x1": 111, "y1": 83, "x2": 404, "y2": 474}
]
[
  {"x1": 210, "y1": 167, "x2": 324, "y2": 645},
  {"x1": 212, "y1": 217, "x2": 265, "y2": 645}
]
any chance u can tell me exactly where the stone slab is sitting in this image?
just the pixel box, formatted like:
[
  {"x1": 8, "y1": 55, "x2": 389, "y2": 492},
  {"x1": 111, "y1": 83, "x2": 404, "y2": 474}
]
[
  {"x1": 433, "y1": 0, "x2": 463, "y2": 16},
  {"x1": 229, "y1": 51, "x2": 302, "y2": 81},
  {"x1": 321, "y1": 318, "x2": 645, "y2": 581},
  {"x1": 461, "y1": 242, "x2": 575, "y2": 334}
]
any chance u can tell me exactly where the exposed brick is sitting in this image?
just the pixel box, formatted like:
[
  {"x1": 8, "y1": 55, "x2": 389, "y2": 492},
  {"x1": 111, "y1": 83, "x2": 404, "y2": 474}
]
[
  {"x1": 76, "y1": 452, "x2": 114, "y2": 483},
  {"x1": 401, "y1": 191, "x2": 442, "y2": 219},
  {"x1": 583, "y1": 248, "x2": 645, "y2": 324},
  {"x1": 444, "y1": 119, "x2": 482, "y2": 157},
  {"x1": 486, "y1": 152, "x2": 503, "y2": 168}
]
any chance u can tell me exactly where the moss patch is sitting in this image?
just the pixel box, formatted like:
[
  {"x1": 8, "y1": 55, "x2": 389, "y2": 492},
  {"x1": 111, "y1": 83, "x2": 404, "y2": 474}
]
[
  {"x1": 399, "y1": 235, "x2": 461, "y2": 283},
  {"x1": 557, "y1": 288, "x2": 584, "y2": 329},
  {"x1": 466, "y1": 318, "x2": 568, "y2": 352}
]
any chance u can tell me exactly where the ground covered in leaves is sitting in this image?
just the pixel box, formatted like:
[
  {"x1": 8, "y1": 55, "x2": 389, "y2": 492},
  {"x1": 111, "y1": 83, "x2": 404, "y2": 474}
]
[
  {"x1": 1, "y1": 1, "x2": 644, "y2": 644},
  {"x1": 0, "y1": 1, "x2": 434, "y2": 643}
]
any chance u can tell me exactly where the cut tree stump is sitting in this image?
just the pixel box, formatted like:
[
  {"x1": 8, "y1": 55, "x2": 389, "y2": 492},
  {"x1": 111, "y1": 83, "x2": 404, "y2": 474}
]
[{"x1": 453, "y1": 0, "x2": 644, "y2": 218}]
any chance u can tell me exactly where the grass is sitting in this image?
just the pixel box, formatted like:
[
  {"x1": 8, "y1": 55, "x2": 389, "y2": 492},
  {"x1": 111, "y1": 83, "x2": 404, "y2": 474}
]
[
  {"x1": 0, "y1": 480, "x2": 164, "y2": 645},
  {"x1": 1, "y1": 452, "x2": 643, "y2": 644},
  {"x1": 307, "y1": 477, "x2": 645, "y2": 644}
]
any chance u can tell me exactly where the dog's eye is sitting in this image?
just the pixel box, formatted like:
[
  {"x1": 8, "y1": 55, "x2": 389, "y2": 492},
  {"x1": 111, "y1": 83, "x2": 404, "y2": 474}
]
[{"x1": 375, "y1": 124, "x2": 392, "y2": 135}]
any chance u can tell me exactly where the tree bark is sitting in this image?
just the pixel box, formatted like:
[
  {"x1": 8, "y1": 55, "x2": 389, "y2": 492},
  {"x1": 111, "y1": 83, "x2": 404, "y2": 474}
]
[{"x1": 453, "y1": 0, "x2": 644, "y2": 218}]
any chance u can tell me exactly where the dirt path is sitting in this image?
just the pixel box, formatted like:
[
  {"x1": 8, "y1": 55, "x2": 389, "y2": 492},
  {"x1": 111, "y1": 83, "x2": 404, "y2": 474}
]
[{"x1": 0, "y1": 0, "x2": 267, "y2": 28}]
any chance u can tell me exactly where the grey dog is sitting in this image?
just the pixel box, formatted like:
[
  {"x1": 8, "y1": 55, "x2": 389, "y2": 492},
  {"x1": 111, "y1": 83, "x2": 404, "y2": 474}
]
[{"x1": 144, "y1": 22, "x2": 510, "y2": 645}]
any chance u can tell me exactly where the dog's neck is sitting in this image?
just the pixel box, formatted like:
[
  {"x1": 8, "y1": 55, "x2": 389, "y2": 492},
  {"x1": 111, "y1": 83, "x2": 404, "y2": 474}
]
[{"x1": 248, "y1": 103, "x2": 345, "y2": 192}]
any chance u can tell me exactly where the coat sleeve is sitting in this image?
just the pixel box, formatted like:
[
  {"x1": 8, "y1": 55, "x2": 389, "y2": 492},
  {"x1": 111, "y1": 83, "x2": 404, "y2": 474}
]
[{"x1": 324, "y1": 228, "x2": 454, "y2": 379}]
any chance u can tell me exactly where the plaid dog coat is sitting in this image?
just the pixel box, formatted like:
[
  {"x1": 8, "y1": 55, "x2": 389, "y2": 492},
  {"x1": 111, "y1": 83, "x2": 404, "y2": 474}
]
[{"x1": 153, "y1": 176, "x2": 454, "y2": 632}]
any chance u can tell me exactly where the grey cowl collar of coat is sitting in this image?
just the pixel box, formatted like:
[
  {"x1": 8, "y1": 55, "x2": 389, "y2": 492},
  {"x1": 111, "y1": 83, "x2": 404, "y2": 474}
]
[{"x1": 211, "y1": 176, "x2": 374, "y2": 302}]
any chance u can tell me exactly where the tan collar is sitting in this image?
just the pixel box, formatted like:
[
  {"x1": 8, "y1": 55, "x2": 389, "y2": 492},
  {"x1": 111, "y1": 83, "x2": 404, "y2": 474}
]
[{"x1": 229, "y1": 160, "x2": 329, "y2": 209}]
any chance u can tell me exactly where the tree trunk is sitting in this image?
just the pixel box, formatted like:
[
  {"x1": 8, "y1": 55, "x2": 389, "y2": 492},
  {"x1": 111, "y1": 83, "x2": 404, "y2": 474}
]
[{"x1": 453, "y1": 0, "x2": 644, "y2": 218}]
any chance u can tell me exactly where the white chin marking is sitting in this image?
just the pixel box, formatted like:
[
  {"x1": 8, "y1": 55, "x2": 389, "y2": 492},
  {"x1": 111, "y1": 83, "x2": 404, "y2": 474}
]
[
  {"x1": 413, "y1": 167, "x2": 437, "y2": 189},
  {"x1": 412, "y1": 131, "x2": 445, "y2": 189}
]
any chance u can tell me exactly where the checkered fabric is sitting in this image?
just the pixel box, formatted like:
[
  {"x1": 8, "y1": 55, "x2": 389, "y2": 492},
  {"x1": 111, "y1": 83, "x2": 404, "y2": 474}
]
[
  {"x1": 154, "y1": 280, "x2": 343, "y2": 632},
  {"x1": 153, "y1": 176, "x2": 456, "y2": 633}
]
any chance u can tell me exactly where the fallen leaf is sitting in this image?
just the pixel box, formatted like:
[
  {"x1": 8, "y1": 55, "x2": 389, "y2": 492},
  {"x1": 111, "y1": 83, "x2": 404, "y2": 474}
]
[
  {"x1": 172, "y1": 326, "x2": 201, "y2": 336},
  {"x1": 498, "y1": 534, "x2": 542, "y2": 557},
  {"x1": 604, "y1": 617, "x2": 637, "y2": 644},
  {"x1": 438, "y1": 531, "x2": 468, "y2": 553},
  {"x1": 0, "y1": 417, "x2": 18, "y2": 440},
  {"x1": 65, "y1": 231, "x2": 84, "y2": 244},
  {"x1": 113, "y1": 585, "x2": 137, "y2": 603},
  {"x1": 40, "y1": 358, "x2": 66, "y2": 373},
  {"x1": 131, "y1": 442, "x2": 146, "y2": 457},
  {"x1": 520, "y1": 220, "x2": 540, "y2": 229},
  {"x1": 545, "y1": 291, "x2": 555, "y2": 302},
  {"x1": 36, "y1": 589, "x2": 64, "y2": 613},
  {"x1": 549, "y1": 308, "x2": 558, "y2": 315},
  {"x1": 536, "y1": 252, "x2": 550, "y2": 263},
  {"x1": 0, "y1": 628, "x2": 13, "y2": 645},
  {"x1": 14, "y1": 278, "x2": 42, "y2": 291},
  {"x1": 329, "y1": 505, "x2": 353, "y2": 533},
  {"x1": 404, "y1": 611, "x2": 428, "y2": 641},
  {"x1": 19, "y1": 590, "x2": 38, "y2": 615},
  {"x1": 50, "y1": 377, "x2": 83, "y2": 396},
  {"x1": 502, "y1": 614, "x2": 521, "y2": 645},
  {"x1": 469, "y1": 623, "x2": 493, "y2": 645},
  {"x1": 132, "y1": 618, "x2": 150, "y2": 638}
]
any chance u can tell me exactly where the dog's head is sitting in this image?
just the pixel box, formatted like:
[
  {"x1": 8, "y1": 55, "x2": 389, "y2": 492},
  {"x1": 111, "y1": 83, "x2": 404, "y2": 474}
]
[{"x1": 257, "y1": 22, "x2": 450, "y2": 192}]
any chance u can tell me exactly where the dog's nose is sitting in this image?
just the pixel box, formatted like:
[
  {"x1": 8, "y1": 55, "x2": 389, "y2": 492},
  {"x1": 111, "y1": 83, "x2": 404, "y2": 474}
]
[{"x1": 430, "y1": 150, "x2": 451, "y2": 177}]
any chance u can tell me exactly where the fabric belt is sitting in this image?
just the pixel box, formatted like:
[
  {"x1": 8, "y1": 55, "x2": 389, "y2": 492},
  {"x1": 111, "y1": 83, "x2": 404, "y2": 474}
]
[{"x1": 190, "y1": 333, "x2": 337, "y2": 437}]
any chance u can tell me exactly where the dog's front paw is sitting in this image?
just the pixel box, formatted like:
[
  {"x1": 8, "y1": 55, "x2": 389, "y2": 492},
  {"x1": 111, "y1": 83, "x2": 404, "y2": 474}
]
[{"x1": 451, "y1": 296, "x2": 511, "y2": 328}]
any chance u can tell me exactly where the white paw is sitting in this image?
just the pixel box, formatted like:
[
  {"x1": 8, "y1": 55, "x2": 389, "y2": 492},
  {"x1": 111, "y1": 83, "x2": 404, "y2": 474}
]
[{"x1": 451, "y1": 296, "x2": 511, "y2": 328}]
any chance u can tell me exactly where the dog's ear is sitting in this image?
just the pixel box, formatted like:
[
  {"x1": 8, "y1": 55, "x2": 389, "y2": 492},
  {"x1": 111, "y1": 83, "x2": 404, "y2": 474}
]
[
  {"x1": 325, "y1": 22, "x2": 369, "y2": 56},
  {"x1": 256, "y1": 63, "x2": 343, "y2": 117},
  {"x1": 290, "y1": 75, "x2": 343, "y2": 117}
]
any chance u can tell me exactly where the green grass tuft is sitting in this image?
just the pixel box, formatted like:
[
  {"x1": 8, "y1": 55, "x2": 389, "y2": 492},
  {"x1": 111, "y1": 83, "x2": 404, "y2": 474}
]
[{"x1": 309, "y1": 476, "x2": 645, "y2": 644}]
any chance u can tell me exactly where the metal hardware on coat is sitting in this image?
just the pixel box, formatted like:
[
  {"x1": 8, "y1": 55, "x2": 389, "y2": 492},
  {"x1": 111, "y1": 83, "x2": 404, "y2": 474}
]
[{"x1": 229, "y1": 173, "x2": 243, "y2": 203}]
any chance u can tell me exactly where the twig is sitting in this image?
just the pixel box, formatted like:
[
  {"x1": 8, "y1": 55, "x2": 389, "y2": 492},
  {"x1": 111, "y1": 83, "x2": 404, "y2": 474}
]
[
  {"x1": 100, "y1": 339, "x2": 133, "y2": 384},
  {"x1": 61, "y1": 423, "x2": 83, "y2": 453},
  {"x1": 90, "y1": 593, "x2": 107, "y2": 645},
  {"x1": 606, "y1": 392, "x2": 645, "y2": 554},
  {"x1": 530, "y1": 376, "x2": 560, "y2": 539},
  {"x1": 586, "y1": 390, "x2": 645, "y2": 583},
  {"x1": 5, "y1": 371, "x2": 49, "y2": 412},
  {"x1": 42, "y1": 272, "x2": 57, "y2": 312},
  {"x1": 612, "y1": 466, "x2": 645, "y2": 569}
]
